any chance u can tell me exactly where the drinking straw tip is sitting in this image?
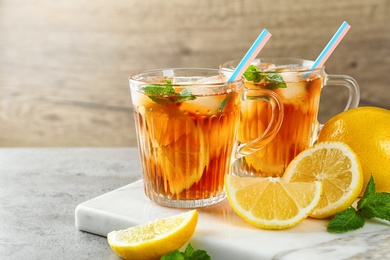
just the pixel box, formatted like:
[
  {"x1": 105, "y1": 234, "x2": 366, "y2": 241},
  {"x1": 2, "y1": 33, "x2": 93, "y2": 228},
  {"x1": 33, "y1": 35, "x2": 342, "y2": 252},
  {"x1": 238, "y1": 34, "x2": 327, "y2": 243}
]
[
  {"x1": 228, "y1": 29, "x2": 272, "y2": 82},
  {"x1": 311, "y1": 21, "x2": 351, "y2": 69}
]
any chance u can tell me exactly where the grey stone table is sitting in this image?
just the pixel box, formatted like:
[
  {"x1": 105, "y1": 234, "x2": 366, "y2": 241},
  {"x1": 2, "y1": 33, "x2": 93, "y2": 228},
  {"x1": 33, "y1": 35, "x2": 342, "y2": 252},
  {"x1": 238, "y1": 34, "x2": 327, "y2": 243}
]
[
  {"x1": 2, "y1": 148, "x2": 390, "y2": 260},
  {"x1": 1, "y1": 148, "x2": 141, "y2": 260}
]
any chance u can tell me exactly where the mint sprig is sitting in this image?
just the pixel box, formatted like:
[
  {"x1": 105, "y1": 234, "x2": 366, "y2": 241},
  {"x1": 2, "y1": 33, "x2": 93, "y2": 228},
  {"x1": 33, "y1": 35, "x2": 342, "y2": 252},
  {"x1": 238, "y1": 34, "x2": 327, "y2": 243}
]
[
  {"x1": 327, "y1": 176, "x2": 390, "y2": 233},
  {"x1": 327, "y1": 206, "x2": 365, "y2": 233},
  {"x1": 243, "y1": 65, "x2": 263, "y2": 82},
  {"x1": 243, "y1": 65, "x2": 287, "y2": 89},
  {"x1": 161, "y1": 244, "x2": 211, "y2": 260},
  {"x1": 142, "y1": 79, "x2": 196, "y2": 105}
]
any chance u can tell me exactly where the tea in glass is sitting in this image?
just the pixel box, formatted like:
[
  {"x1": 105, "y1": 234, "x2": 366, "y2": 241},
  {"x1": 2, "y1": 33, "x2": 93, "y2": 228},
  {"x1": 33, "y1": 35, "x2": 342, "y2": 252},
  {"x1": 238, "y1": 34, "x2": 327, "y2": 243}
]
[
  {"x1": 130, "y1": 68, "x2": 283, "y2": 208},
  {"x1": 221, "y1": 58, "x2": 360, "y2": 177}
]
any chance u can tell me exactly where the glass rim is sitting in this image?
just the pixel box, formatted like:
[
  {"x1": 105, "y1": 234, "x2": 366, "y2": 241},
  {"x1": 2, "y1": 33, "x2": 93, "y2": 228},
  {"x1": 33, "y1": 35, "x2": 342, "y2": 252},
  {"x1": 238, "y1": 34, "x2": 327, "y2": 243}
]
[
  {"x1": 129, "y1": 68, "x2": 242, "y2": 87},
  {"x1": 220, "y1": 57, "x2": 325, "y2": 73}
]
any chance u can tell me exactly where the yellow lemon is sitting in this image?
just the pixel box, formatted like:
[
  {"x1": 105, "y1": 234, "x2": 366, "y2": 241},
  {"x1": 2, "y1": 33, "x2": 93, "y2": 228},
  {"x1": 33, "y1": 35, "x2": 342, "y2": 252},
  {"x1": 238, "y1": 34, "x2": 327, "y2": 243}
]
[
  {"x1": 142, "y1": 104, "x2": 208, "y2": 195},
  {"x1": 107, "y1": 210, "x2": 198, "y2": 260},
  {"x1": 225, "y1": 174, "x2": 323, "y2": 229},
  {"x1": 318, "y1": 106, "x2": 390, "y2": 196},
  {"x1": 283, "y1": 141, "x2": 363, "y2": 218}
]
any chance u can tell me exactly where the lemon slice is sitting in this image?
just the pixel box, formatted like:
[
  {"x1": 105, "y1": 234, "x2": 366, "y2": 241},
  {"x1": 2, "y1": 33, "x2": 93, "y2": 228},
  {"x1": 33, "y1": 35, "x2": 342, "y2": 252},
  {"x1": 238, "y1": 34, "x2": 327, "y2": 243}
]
[
  {"x1": 225, "y1": 174, "x2": 323, "y2": 229},
  {"x1": 142, "y1": 104, "x2": 208, "y2": 195},
  {"x1": 107, "y1": 210, "x2": 198, "y2": 260},
  {"x1": 283, "y1": 141, "x2": 363, "y2": 219}
]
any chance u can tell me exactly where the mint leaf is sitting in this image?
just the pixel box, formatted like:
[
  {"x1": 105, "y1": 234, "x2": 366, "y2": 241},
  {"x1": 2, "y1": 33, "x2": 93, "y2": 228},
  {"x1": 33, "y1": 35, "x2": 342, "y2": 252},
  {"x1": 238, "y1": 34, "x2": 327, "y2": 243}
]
[
  {"x1": 142, "y1": 80, "x2": 196, "y2": 105},
  {"x1": 328, "y1": 175, "x2": 390, "y2": 233},
  {"x1": 147, "y1": 95, "x2": 175, "y2": 105},
  {"x1": 161, "y1": 250, "x2": 185, "y2": 260},
  {"x1": 243, "y1": 65, "x2": 263, "y2": 82},
  {"x1": 357, "y1": 176, "x2": 377, "y2": 218},
  {"x1": 359, "y1": 192, "x2": 390, "y2": 221},
  {"x1": 142, "y1": 85, "x2": 175, "y2": 95},
  {"x1": 142, "y1": 84, "x2": 176, "y2": 105},
  {"x1": 264, "y1": 73, "x2": 287, "y2": 89},
  {"x1": 357, "y1": 175, "x2": 390, "y2": 221},
  {"x1": 161, "y1": 244, "x2": 211, "y2": 260},
  {"x1": 189, "y1": 250, "x2": 211, "y2": 260},
  {"x1": 357, "y1": 176, "x2": 376, "y2": 210},
  {"x1": 327, "y1": 206, "x2": 365, "y2": 233},
  {"x1": 183, "y1": 244, "x2": 195, "y2": 257},
  {"x1": 175, "y1": 89, "x2": 196, "y2": 103},
  {"x1": 243, "y1": 65, "x2": 286, "y2": 89}
]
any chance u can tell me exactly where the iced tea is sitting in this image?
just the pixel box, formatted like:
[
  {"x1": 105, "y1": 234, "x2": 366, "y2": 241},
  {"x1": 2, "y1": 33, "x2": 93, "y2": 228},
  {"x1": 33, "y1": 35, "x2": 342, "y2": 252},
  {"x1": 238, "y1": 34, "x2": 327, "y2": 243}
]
[
  {"x1": 221, "y1": 58, "x2": 324, "y2": 177},
  {"x1": 130, "y1": 69, "x2": 242, "y2": 208},
  {"x1": 221, "y1": 58, "x2": 360, "y2": 177},
  {"x1": 239, "y1": 64, "x2": 322, "y2": 176}
]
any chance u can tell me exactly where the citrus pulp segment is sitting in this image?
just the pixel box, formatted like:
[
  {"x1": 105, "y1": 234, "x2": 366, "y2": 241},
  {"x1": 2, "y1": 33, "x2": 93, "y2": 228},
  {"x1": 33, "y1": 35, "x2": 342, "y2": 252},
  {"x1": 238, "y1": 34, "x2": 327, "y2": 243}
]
[
  {"x1": 283, "y1": 141, "x2": 363, "y2": 219},
  {"x1": 143, "y1": 104, "x2": 208, "y2": 195},
  {"x1": 225, "y1": 174, "x2": 323, "y2": 229},
  {"x1": 107, "y1": 210, "x2": 198, "y2": 260}
]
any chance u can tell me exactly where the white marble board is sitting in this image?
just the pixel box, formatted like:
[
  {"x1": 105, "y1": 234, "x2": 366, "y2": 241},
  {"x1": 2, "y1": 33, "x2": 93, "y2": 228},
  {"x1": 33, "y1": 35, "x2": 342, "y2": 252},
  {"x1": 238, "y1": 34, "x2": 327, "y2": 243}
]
[{"x1": 75, "y1": 180, "x2": 390, "y2": 260}]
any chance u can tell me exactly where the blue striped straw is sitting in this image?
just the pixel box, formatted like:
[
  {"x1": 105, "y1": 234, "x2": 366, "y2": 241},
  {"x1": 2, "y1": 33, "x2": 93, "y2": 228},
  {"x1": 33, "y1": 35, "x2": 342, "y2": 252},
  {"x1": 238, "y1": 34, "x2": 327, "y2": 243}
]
[
  {"x1": 311, "y1": 21, "x2": 351, "y2": 69},
  {"x1": 228, "y1": 29, "x2": 272, "y2": 82}
]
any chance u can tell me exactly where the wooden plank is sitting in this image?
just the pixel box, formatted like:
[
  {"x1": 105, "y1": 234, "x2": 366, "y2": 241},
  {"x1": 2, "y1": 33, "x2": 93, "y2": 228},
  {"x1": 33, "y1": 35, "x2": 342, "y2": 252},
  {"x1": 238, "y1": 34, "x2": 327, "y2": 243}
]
[{"x1": 0, "y1": 0, "x2": 389, "y2": 146}]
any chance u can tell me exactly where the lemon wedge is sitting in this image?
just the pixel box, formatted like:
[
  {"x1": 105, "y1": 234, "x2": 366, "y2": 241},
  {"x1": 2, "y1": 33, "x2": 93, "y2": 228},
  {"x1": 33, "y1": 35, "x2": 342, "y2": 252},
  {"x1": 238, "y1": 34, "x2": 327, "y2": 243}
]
[{"x1": 107, "y1": 210, "x2": 198, "y2": 260}]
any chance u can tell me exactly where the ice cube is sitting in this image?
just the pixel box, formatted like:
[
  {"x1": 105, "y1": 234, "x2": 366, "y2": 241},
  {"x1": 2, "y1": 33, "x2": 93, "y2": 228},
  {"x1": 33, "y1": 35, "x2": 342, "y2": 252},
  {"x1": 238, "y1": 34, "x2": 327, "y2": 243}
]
[
  {"x1": 179, "y1": 94, "x2": 226, "y2": 115},
  {"x1": 139, "y1": 75, "x2": 170, "y2": 84},
  {"x1": 276, "y1": 81, "x2": 307, "y2": 101},
  {"x1": 194, "y1": 74, "x2": 228, "y2": 84},
  {"x1": 190, "y1": 74, "x2": 229, "y2": 95},
  {"x1": 171, "y1": 74, "x2": 228, "y2": 95},
  {"x1": 175, "y1": 74, "x2": 230, "y2": 114},
  {"x1": 281, "y1": 71, "x2": 300, "y2": 83},
  {"x1": 172, "y1": 76, "x2": 203, "y2": 85},
  {"x1": 258, "y1": 63, "x2": 277, "y2": 71}
]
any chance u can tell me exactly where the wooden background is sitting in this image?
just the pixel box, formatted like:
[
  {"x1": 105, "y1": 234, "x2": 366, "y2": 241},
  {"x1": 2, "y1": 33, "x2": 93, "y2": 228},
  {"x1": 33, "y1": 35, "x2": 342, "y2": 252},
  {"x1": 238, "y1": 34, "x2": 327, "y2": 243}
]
[{"x1": 0, "y1": 0, "x2": 389, "y2": 147}]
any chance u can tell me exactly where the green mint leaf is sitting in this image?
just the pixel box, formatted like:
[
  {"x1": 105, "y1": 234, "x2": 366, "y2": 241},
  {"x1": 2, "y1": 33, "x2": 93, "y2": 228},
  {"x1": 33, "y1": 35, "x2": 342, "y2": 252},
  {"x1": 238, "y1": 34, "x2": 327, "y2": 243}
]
[
  {"x1": 328, "y1": 175, "x2": 390, "y2": 233},
  {"x1": 147, "y1": 96, "x2": 174, "y2": 105},
  {"x1": 189, "y1": 250, "x2": 211, "y2": 260},
  {"x1": 183, "y1": 244, "x2": 211, "y2": 260},
  {"x1": 327, "y1": 206, "x2": 365, "y2": 233},
  {"x1": 183, "y1": 244, "x2": 195, "y2": 257},
  {"x1": 179, "y1": 88, "x2": 192, "y2": 97},
  {"x1": 161, "y1": 250, "x2": 184, "y2": 260},
  {"x1": 357, "y1": 175, "x2": 390, "y2": 221},
  {"x1": 142, "y1": 81, "x2": 196, "y2": 105},
  {"x1": 264, "y1": 73, "x2": 287, "y2": 89},
  {"x1": 359, "y1": 192, "x2": 390, "y2": 221},
  {"x1": 142, "y1": 85, "x2": 175, "y2": 95},
  {"x1": 243, "y1": 65, "x2": 286, "y2": 89},
  {"x1": 142, "y1": 84, "x2": 175, "y2": 105},
  {"x1": 357, "y1": 175, "x2": 376, "y2": 210},
  {"x1": 175, "y1": 89, "x2": 196, "y2": 103},
  {"x1": 184, "y1": 244, "x2": 195, "y2": 257},
  {"x1": 357, "y1": 175, "x2": 377, "y2": 219},
  {"x1": 161, "y1": 244, "x2": 211, "y2": 260},
  {"x1": 243, "y1": 65, "x2": 263, "y2": 82}
]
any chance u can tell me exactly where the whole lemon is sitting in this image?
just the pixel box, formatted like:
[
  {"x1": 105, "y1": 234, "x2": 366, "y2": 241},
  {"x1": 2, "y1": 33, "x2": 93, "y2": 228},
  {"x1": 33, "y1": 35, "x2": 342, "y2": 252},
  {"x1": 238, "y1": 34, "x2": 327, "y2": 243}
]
[{"x1": 318, "y1": 106, "x2": 390, "y2": 196}]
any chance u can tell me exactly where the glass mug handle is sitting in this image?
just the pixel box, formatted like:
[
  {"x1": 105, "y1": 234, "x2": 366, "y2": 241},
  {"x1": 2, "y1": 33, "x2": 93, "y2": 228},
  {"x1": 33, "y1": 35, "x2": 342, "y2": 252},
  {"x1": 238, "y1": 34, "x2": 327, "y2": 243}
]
[
  {"x1": 324, "y1": 74, "x2": 360, "y2": 111},
  {"x1": 236, "y1": 89, "x2": 284, "y2": 158},
  {"x1": 316, "y1": 74, "x2": 360, "y2": 134}
]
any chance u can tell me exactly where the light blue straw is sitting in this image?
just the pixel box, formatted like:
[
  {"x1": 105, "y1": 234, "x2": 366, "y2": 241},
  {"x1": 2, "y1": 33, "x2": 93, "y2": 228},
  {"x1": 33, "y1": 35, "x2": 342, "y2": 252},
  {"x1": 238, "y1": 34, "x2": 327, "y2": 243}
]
[
  {"x1": 228, "y1": 29, "x2": 270, "y2": 82},
  {"x1": 311, "y1": 21, "x2": 349, "y2": 69}
]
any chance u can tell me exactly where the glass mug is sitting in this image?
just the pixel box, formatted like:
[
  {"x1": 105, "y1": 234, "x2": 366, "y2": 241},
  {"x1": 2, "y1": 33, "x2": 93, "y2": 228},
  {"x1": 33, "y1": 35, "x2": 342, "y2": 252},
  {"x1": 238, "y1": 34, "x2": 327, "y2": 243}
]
[
  {"x1": 220, "y1": 58, "x2": 360, "y2": 177},
  {"x1": 129, "y1": 68, "x2": 283, "y2": 208}
]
